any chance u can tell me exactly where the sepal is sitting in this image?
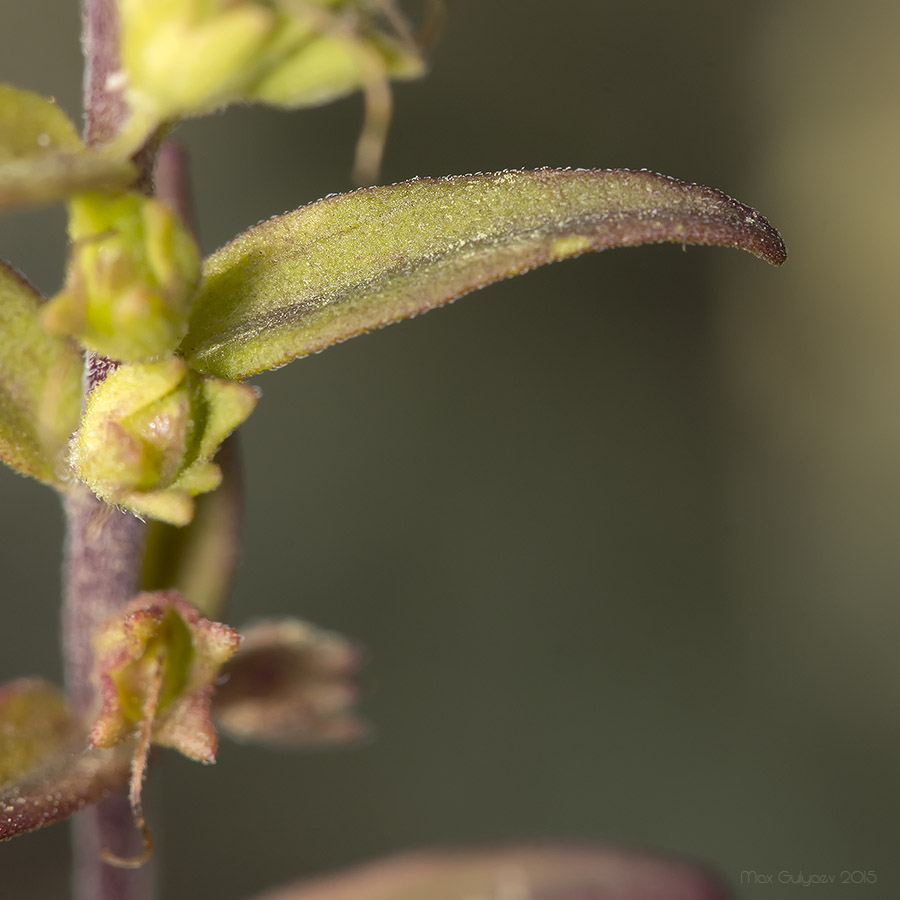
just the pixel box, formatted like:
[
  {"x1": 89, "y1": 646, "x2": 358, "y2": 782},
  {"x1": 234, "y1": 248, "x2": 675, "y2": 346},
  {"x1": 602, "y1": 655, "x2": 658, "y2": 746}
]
[{"x1": 90, "y1": 591, "x2": 241, "y2": 763}]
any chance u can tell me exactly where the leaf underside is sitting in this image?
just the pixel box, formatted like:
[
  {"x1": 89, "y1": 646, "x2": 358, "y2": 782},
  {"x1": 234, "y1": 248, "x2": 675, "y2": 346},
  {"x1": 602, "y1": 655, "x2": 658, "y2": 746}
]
[{"x1": 181, "y1": 168, "x2": 786, "y2": 379}]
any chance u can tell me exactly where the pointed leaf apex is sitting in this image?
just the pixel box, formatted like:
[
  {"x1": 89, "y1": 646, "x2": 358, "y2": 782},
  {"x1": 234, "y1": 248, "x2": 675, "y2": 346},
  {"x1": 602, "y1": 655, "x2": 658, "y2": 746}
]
[{"x1": 182, "y1": 168, "x2": 786, "y2": 379}]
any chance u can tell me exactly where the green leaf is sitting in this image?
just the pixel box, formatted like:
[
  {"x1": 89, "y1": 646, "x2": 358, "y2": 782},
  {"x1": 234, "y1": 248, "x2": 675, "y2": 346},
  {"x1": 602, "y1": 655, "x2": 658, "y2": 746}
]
[
  {"x1": 0, "y1": 84, "x2": 81, "y2": 154},
  {"x1": 0, "y1": 84, "x2": 135, "y2": 210},
  {"x1": 181, "y1": 168, "x2": 787, "y2": 379},
  {"x1": 0, "y1": 678, "x2": 130, "y2": 842},
  {"x1": 0, "y1": 261, "x2": 82, "y2": 485}
]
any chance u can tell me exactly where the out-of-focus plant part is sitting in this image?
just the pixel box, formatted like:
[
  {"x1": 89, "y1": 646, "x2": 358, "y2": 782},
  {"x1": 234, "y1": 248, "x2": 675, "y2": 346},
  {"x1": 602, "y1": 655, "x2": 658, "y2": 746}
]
[
  {"x1": 0, "y1": 679, "x2": 80, "y2": 787},
  {"x1": 0, "y1": 261, "x2": 82, "y2": 486},
  {"x1": 0, "y1": 84, "x2": 135, "y2": 210},
  {"x1": 212, "y1": 619, "x2": 364, "y2": 746},
  {"x1": 71, "y1": 358, "x2": 258, "y2": 525},
  {"x1": 115, "y1": 0, "x2": 424, "y2": 179},
  {"x1": 42, "y1": 191, "x2": 201, "y2": 361},
  {"x1": 181, "y1": 168, "x2": 787, "y2": 380},
  {"x1": 249, "y1": 844, "x2": 730, "y2": 900},
  {"x1": 141, "y1": 434, "x2": 243, "y2": 619},
  {"x1": 0, "y1": 679, "x2": 131, "y2": 842}
]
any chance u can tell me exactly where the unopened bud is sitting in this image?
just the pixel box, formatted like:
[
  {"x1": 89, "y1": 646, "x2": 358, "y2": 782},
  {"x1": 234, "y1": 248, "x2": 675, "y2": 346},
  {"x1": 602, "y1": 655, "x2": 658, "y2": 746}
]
[
  {"x1": 43, "y1": 191, "x2": 200, "y2": 361},
  {"x1": 116, "y1": 0, "x2": 424, "y2": 127},
  {"x1": 71, "y1": 358, "x2": 258, "y2": 525}
]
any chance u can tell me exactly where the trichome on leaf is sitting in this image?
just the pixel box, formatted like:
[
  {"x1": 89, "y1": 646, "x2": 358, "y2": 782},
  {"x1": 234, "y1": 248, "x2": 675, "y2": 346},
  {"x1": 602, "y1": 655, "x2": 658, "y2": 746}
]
[{"x1": 181, "y1": 167, "x2": 786, "y2": 380}]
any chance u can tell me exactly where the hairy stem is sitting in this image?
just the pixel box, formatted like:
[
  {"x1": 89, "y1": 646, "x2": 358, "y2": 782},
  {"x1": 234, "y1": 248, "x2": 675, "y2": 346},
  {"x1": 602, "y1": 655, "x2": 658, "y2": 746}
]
[
  {"x1": 64, "y1": 2, "x2": 154, "y2": 899},
  {"x1": 62, "y1": 490, "x2": 152, "y2": 899},
  {"x1": 62, "y1": 488, "x2": 146, "y2": 712}
]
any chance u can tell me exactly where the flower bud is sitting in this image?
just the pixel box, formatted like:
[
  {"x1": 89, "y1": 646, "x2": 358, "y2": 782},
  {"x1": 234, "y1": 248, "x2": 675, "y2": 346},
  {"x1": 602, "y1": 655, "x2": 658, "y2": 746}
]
[
  {"x1": 248, "y1": 10, "x2": 425, "y2": 109},
  {"x1": 71, "y1": 358, "x2": 258, "y2": 525},
  {"x1": 116, "y1": 0, "x2": 424, "y2": 127},
  {"x1": 118, "y1": 0, "x2": 277, "y2": 123},
  {"x1": 90, "y1": 591, "x2": 240, "y2": 763},
  {"x1": 43, "y1": 191, "x2": 200, "y2": 361}
]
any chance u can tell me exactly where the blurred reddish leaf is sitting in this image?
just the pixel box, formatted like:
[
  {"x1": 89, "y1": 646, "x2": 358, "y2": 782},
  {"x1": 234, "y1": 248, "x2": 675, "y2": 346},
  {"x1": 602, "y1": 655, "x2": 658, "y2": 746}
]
[
  {"x1": 0, "y1": 678, "x2": 130, "y2": 842},
  {"x1": 213, "y1": 619, "x2": 364, "y2": 746},
  {"x1": 249, "y1": 843, "x2": 730, "y2": 900}
]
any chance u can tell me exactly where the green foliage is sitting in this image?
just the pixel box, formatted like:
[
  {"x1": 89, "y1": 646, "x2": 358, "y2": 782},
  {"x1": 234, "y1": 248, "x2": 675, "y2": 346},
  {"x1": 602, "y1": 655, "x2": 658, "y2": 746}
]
[
  {"x1": 182, "y1": 168, "x2": 786, "y2": 379},
  {"x1": 0, "y1": 84, "x2": 134, "y2": 210},
  {"x1": 0, "y1": 262, "x2": 81, "y2": 485}
]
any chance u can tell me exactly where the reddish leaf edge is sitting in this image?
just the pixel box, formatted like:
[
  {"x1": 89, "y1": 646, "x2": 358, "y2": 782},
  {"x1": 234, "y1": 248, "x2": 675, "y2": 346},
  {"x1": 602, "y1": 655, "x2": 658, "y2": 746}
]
[
  {"x1": 0, "y1": 743, "x2": 131, "y2": 842},
  {"x1": 413, "y1": 168, "x2": 786, "y2": 264},
  {"x1": 183, "y1": 167, "x2": 786, "y2": 378},
  {"x1": 228, "y1": 167, "x2": 786, "y2": 267}
]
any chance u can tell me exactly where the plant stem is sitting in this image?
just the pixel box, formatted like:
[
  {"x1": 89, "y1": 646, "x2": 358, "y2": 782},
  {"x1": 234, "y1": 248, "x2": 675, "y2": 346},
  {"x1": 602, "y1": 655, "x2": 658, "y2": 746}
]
[
  {"x1": 62, "y1": 488, "x2": 146, "y2": 713},
  {"x1": 63, "y1": 2, "x2": 154, "y2": 899},
  {"x1": 82, "y1": 0, "x2": 127, "y2": 148}
]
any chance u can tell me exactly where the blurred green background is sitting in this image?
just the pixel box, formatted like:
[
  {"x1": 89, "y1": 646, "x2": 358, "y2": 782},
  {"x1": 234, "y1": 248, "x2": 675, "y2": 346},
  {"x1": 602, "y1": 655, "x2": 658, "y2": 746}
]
[{"x1": 2, "y1": 1, "x2": 899, "y2": 898}]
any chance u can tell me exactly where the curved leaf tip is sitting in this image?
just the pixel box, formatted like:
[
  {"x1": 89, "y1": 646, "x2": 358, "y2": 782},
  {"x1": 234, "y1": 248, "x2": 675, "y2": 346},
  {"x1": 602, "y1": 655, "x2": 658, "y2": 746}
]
[{"x1": 182, "y1": 168, "x2": 786, "y2": 379}]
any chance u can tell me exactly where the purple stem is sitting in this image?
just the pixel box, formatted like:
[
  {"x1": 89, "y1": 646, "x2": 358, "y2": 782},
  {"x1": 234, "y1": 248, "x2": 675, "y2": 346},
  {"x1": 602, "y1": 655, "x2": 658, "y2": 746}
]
[
  {"x1": 63, "y1": 2, "x2": 154, "y2": 898},
  {"x1": 81, "y1": 0, "x2": 127, "y2": 148},
  {"x1": 154, "y1": 139, "x2": 197, "y2": 236}
]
